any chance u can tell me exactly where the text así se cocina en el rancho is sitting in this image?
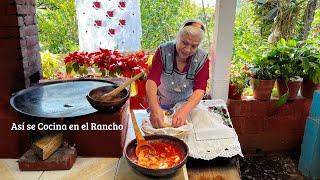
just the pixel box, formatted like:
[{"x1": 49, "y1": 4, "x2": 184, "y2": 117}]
[{"x1": 11, "y1": 122, "x2": 123, "y2": 131}]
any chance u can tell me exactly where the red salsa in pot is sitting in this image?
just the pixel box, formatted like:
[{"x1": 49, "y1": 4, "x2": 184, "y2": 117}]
[{"x1": 135, "y1": 142, "x2": 183, "y2": 169}]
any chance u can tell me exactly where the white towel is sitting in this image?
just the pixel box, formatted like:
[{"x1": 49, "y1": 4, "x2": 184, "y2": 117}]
[{"x1": 191, "y1": 107, "x2": 236, "y2": 141}]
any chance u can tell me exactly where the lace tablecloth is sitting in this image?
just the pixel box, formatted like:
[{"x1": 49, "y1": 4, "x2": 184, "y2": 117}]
[{"x1": 141, "y1": 99, "x2": 243, "y2": 160}]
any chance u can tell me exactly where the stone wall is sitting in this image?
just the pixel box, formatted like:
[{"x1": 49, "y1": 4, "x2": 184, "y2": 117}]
[{"x1": 16, "y1": 0, "x2": 41, "y2": 87}]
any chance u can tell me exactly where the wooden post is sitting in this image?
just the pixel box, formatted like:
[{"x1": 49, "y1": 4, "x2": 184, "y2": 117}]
[
  {"x1": 33, "y1": 133, "x2": 64, "y2": 160},
  {"x1": 210, "y1": 0, "x2": 237, "y2": 101}
]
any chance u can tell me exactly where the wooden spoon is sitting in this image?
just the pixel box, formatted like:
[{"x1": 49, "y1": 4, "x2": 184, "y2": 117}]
[
  {"x1": 129, "y1": 109, "x2": 157, "y2": 156},
  {"x1": 100, "y1": 71, "x2": 144, "y2": 101}
]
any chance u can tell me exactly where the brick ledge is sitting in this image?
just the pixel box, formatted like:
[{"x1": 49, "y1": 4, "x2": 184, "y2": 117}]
[{"x1": 227, "y1": 96, "x2": 312, "y2": 155}]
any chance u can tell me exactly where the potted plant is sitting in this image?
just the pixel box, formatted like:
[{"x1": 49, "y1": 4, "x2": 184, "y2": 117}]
[
  {"x1": 247, "y1": 52, "x2": 279, "y2": 100},
  {"x1": 229, "y1": 64, "x2": 247, "y2": 100},
  {"x1": 297, "y1": 41, "x2": 320, "y2": 98},
  {"x1": 269, "y1": 39, "x2": 303, "y2": 100}
]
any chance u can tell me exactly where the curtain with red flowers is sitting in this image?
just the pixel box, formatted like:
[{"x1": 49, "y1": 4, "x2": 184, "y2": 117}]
[{"x1": 75, "y1": 0, "x2": 142, "y2": 52}]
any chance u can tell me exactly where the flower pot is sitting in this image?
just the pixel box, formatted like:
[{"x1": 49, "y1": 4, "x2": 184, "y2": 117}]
[
  {"x1": 276, "y1": 79, "x2": 302, "y2": 100},
  {"x1": 228, "y1": 83, "x2": 243, "y2": 100},
  {"x1": 252, "y1": 79, "x2": 275, "y2": 100},
  {"x1": 301, "y1": 79, "x2": 320, "y2": 99}
]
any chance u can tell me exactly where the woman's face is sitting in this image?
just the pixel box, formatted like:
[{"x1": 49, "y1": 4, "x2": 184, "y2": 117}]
[{"x1": 176, "y1": 34, "x2": 201, "y2": 59}]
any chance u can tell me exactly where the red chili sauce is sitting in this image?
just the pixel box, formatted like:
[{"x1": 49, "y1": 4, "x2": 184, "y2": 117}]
[{"x1": 136, "y1": 141, "x2": 183, "y2": 169}]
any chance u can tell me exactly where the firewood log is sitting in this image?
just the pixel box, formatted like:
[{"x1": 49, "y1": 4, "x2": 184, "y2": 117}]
[{"x1": 33, "y1": 133, "x2": 63, "y2": 160}]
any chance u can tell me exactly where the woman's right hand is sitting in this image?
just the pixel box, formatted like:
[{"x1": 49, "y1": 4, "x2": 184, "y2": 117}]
[{"x1": 150, "y1": 107, "x2": 165, "y2": 129}]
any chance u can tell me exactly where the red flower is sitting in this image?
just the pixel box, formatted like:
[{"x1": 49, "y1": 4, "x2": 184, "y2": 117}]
[
  {"x1": 108, "y1": 64, "x2": 117, "y2": 72},
  {"x1": 64, "y1": 49, "x2": 149, "y2": 78},
  {"x1": 64, "y1": 51, "x2": 90, "y2": 66},
  {"x1": 123, "y1": 70, "x2": 132, "y2": 78}
]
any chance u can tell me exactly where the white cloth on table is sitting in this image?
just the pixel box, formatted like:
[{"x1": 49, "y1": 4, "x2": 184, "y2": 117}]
[
  {"x1": 192, "y1": 107, "x2": 236, "y2": 141},
  {"x1": 141, "y1": 99, "x2": 243, "y2": 160}
]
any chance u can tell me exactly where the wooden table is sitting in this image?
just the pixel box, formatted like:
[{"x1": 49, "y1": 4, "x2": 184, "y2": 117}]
[{"x1": 129, "y1": 110, "x2": 241, "y2": 180}]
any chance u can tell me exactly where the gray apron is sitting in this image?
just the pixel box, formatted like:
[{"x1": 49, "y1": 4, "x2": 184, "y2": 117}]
[{"x1": 157, "y1": 41, "x2": 208, "y2": 106}]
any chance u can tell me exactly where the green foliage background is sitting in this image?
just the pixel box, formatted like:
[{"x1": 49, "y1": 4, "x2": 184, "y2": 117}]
[
  {"x1": 310, "y1": 8, "x2": 320, "y2": 43},
  {"x1": 36, "y1": 0, "x2": 79, "y2": 54},
  {"x1": 140, "y1": 0, "x2": 214, "y2": 52}
]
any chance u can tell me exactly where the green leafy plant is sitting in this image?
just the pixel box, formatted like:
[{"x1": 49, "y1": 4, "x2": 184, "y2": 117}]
[
  {"x1": 297, "y1": 41, "x2": 320, "y2": 83},
  {"x1": 309, "y1": 8, "x2": 320, "y2": 42},
  {"x1": 36, "y1": 0, "x2": 79, "y2": 54},
  {"x1": 267, "y1": 38, "x2": 303, "y2": 80},
  {"x1": 140, "y1": 0, "x2": 189, "y2": 50},
  {"x1": 263, "y1": 38, "x2": 304, "y2": 107},
  {"x1": 269, "y1": 0, "x2": 305, "y2": 43},
  {"x1": 252, "y1": 0, "x2": 306, "y2": 43},
  {"x1": 40, "y1": 51, "x2": 64, "y2": 79},
  {"x1": 246, "y1": 48, "x2": 279, "y2": 99},
  {"x1": 252, "y1": 0, "x2": 278, "y2": 37},
  {"x1": 233, "y1": 2, "x2": 268, "y2": 68},
  {"x1": 248, "y1": 51, "x2": 280, "y2": 80},
  {"x1": 230, "y1": 64, "x2": 247, "y2": 93},
  {"x1": 140, "y1": 0, "x2": 214, "y2": 51}
]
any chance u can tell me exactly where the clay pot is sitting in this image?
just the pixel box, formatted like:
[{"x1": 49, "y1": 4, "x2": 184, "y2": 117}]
[
  {"x1": 87, "y1": 85, "x2": 129, "y2": 112},
  {"x1": 301, "y1": 79, "x2": 320, "y2": 99},
  {"x1": 276, "y1": 79, "x2": 302, "y2": 100},
  {"x1": 125, "y1": 135, "x2": 188, "y2": 177},
  {"x1": 252, "y1": 79, "x2": 275, "y2": 100},
  {"x1": 228, "y1": 83, "x2": 243, "y2": 100}
]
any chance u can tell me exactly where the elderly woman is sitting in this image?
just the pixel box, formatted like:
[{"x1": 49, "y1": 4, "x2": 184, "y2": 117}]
[{"x1": 146, "y1": 19, "x2": 210, "y2": 129}]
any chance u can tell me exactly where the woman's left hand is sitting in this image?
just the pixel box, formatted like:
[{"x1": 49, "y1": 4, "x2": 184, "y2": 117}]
[{"x1": 172, "y1": 109, "x2": 188, "y2": 128}]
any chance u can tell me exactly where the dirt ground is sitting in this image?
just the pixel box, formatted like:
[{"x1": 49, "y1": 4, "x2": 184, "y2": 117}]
[{"x1": 240, "y1": 152, "x2": 307, "y2": 180}]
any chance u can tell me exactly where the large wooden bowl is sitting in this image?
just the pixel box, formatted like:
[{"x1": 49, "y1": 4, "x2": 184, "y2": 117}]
[
  {"x1": 124, "y1": 135, "x2": 189, "y2": 177},
  {"x1": 86, "y1": 85, "x2": 129, "y2": 112}
]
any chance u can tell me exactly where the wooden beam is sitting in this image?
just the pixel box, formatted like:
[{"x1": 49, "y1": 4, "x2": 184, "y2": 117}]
[{"x1": 33, "y1": 133, "x2": 63, "y2": 160}]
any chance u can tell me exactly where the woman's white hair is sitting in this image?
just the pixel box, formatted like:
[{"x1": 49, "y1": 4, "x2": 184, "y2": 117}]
[{"x1": 177, "y1": 19, "x2": 205, "y2": 41}]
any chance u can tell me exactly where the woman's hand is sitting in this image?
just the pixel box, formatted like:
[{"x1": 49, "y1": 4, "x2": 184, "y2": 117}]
[
  {"x1": 172, "y1": 89, "x2": 205, "y2": 127},
  {"x1": 150, "y1": 108, "x2": 165, "y2": 129},
  {"x1": 172, "y1": 108, "x2": 188, "y2": 128}
]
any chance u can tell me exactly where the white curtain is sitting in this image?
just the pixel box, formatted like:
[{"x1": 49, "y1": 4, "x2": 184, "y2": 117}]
[{"x1": 75, "y1": 0, "x2": 142, "y2": 52}]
